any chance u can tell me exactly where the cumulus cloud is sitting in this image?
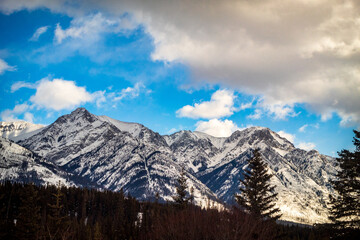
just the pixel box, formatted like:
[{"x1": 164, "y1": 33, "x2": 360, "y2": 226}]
[
  {"x1": 297, "y1": 142, "x2": 316, "y2": 151},
  {"x1": 29, "y1": 78, "x2": 93, "y2": 110},
  {"x1": 195, "y1": 119, "x2": 239, "y2": 137},
  {"x1": 1, "y1": 0, "x2": 360, "y2": 126},
  {"x1": 177, "y1": 89, "x2": 235, "y2": 119},
  {"x1": 29, "y1": 25, "x2": 49, "y2": 41},
  {"x1": 277, "y1": 130, "x2": 316, "y2": 151},
  {"x1": 277, "y1": 130, "x2": 295, "y2": 144},
  {"x1": 0, "y1": 58, "x2": 15, "y2": 75}
]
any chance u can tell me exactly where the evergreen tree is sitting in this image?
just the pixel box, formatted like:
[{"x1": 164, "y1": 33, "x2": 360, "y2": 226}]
[
  {"x1": 329, "y1": 130, "x2": 360, "y2": 239},
  {"x1": 173, "y1": 167, "x2": 191, "y2": 207},
  {"x1": 235, "y1": 149, "x2": 281, "y2": 221},
  {"x1": 16, "y1": 183, "x2": 41, "y2": 240},
  {"x1": 47, "y1": 181, "x2": 70, "y2": 240}
]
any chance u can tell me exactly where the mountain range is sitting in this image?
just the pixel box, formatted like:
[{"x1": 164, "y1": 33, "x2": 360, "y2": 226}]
[{"x1": 0, "y1": 108, "x2": 338, "y2": 224}]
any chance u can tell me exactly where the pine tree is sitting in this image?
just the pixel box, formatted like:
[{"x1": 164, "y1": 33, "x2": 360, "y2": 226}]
[
  {"x1": 93, "y1": 222, "x2": 102, "y2": 240},
  {"x1": 16, "y1": 183, "x2": 41, "y2": 240},
  {"x1": 235, "y1": 149, "x2": 281, "y2": 221},
  {"x1": 173, "y1": 167, "x2": 191, "y2": 207},
  {"x1": 329, "y1": 130, "x2": 360, "y2": 239},
  {"x1": 47, "y1": 181, "x2": 70, "y2": 240}
]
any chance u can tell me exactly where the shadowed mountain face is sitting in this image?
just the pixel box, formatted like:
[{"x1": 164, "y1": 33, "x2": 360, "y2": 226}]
[{"x1": 1, "y1": 108, "x2": 338, "y2": 224}]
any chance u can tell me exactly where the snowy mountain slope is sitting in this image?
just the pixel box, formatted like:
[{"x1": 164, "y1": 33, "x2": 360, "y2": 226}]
[
  {"x1": 0, "y1": 137, "x2": 70, "y2": 186},
  {"x1": 0, "y1": 121, "x2": 45, "y2": 141},
  {"x1": 18, "y1": 108, "x2": 219, "y2": 205},
  {"x1": 10, "y1": 107, "x2": 337, "y2": 223},
  {"x1": 163, "y1": 130, "x2": 221, "y2": 173},
  {"x1": 166, "y1": 127, "x2": 338, "y2": 224}
]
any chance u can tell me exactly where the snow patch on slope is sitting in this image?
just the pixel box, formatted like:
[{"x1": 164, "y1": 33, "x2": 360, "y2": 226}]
[
  {"x1": 0, "y1": 137, "x2": 70, "y2": 186},
  {"x1": 0, "y1": 121, "x2": 45, "y2": 141},
  {"x1": 97, "y1": 115, "x2": 143, "y2": 137}
]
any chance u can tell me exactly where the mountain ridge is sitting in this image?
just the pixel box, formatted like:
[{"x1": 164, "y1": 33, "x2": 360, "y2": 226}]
[{"x1": 0, "y1": 107, "x2": 337, "y2": 224}]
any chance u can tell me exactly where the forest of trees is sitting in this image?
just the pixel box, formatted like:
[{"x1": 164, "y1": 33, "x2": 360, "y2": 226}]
[
  {"x1": 0, "y1": 131, "x2": 359, "y2": 239},
  {"x1": 0, "y1": 181, "x2": 328, "y2": 240}
]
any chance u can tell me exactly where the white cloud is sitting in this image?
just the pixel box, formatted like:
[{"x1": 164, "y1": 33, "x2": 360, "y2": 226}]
[
  {"x1": 299, "y1": 123, "x2": 320, "y2": 132},
  {"x1": 248, "y1": 109, "x2": 262, "y2": 120},
  {"x1": 195, "y1": 119, "x2": 240, "y2": 137},
  {"x1": 30, "y1": 13, "x2": 138, "y2": 65},
  {"x1": 2, "y1": 0, "x2": 360, "y2": 126},
  {"x1": 0, "y1": 58, "x2": 15, "y2": 75},
  {"x1": 11, "y1": 81, "x2": 37, "y2": 92},
  {"x1": 29, "y1": 26, "x2": 49, "y2": 41},
  {"x1": 277, "y1": 130, "x2": 295, "y2": 144},
  {"x1": 0, "y1": 103, "x2": 30, "y2": 121},
  {"x1": 54, "y1": 13, "x2": 135, "y2": 44},
  {"x1": 166, "y1": 128, "x2": 177, "y2": 134},
  {"x1": 113, "y1": 82, "x2": 145, "y2": 101},
  {"x1": 247, "y1": 100, "x2": 299, "y2": 120},
  {"x1": 297, "y1": 142, "x2": 316, "y2": 151},
  {"x1": 30, "y1": 78, "x2": 93, "y2": 110},
  {"x1": 263, "y1": 104, "x2": 298, "y2": 120},
  {"x1": 239, "y1": 101, "x2": 253, "y2": 111},
  {"x1": 177, "y1": 89, "x2": 235, "y2": 119},
  {"x1": 277, "y1": 130, "x2": 316, "y2": 150},
  {"x1": 92, "y1": 90, "x2": 107, "y2": 107},
  {"x1": 23, "y1": 112, "x2": 34, "y2": 123},
  {"x1": 299, "y1": 124, "x2": 308, "y2": 132}
]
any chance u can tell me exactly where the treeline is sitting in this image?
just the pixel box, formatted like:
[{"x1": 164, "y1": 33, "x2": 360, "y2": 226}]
[{"x1": 0, "y1": 181, "x2": 329, "y2": 240}]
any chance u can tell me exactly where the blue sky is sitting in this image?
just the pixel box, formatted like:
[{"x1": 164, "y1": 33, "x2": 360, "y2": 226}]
[{"x1": 1, "y1": 1, "x2": 359, "y2": 156}]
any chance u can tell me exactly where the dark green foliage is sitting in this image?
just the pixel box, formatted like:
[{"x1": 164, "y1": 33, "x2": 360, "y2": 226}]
[
  {"x1": 172, "y1": 167, "x2": 191, "y2": 207},
  {"x1": 329, "y1": 130, "x2": 360, "y2": 239},
  {"x1": 46, "y1": 181, "x2": 70, "y2": 240},
  {"x1": 0, "y1": 181, "x2": 333, "y2": 240},
  {"x1": 236, "y1": 149, "x2": 282, "y2": 221},
  {"x1": 0, "y1": 181, "x2": 140, "y2": 240},
  {"x1": 16, "y1": 183, "x2": 41, "y2": 240}
]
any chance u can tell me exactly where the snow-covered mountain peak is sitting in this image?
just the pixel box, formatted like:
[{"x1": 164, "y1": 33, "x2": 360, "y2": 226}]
[
  {"x1": 97, "y1": 115, "x2": 143, "y2": 137},
  {"x1": 56, "y1": 107, "x2": 98, "y2": 124},
  {"x1": 5, "y1": 108, "x2": 337, "y2": 224},
  {"x1": 0, "y1": 120, "x2": 45, "y2": 142},
  {"x1": 226, "y1": 127, "x2": 294, "y2": 150}
]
